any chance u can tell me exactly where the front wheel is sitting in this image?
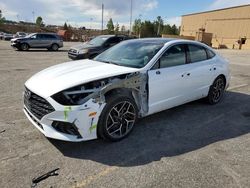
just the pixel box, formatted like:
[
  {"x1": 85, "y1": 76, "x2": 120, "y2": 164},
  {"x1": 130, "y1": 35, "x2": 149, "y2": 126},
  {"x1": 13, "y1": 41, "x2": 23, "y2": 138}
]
[
  {"x1": 20, "y1": 43, "x2": 29, "y2": 51},
  {"x1": 98, "y1": 95, "x2": 138, "y2": 142},
  {"x1": 207, "y1": 76, "x2": 226, "y2": 105}
]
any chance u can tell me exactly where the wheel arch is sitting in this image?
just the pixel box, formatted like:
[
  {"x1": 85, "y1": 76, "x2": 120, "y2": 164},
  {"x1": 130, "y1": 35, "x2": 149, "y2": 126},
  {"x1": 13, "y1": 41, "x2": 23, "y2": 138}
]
[{"x1": 104, "y1": 88, "x2": 141, "y2": 112}]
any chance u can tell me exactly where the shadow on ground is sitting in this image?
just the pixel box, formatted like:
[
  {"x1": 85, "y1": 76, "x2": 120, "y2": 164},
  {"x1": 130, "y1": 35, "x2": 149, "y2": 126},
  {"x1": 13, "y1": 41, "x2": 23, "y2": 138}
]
[
  {"x1": 15, "y1": 49, "x2": 68, "y2": 52},
  {"x1": 49, "y1": 91, "x2": 250, "y2": 167}
]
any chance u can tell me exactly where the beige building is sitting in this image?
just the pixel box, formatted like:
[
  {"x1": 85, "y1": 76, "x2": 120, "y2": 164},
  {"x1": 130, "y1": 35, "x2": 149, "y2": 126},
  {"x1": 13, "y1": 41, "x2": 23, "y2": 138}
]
[{"x1": 180, "y1": 4, "x2": 250, "y2": 49}]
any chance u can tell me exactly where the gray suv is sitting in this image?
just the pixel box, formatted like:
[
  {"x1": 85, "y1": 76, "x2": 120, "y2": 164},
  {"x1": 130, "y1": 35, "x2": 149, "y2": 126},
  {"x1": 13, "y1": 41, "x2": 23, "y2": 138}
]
[{"x1": 11, "y1": 33, "x2": 63, "y2": 51}]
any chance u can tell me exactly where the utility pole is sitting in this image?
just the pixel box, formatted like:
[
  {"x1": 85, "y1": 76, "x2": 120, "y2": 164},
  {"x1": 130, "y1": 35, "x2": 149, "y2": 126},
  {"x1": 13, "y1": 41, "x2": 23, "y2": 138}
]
[
  {"x1": 32, "y1": 11, "x2": 35, "y2": 23},
  {"x1": 129, "y1": 0, "x2": 133, "y2": 36},
  {"x1": 101, "y1": 3, "x2": 104, "y2": 33}
]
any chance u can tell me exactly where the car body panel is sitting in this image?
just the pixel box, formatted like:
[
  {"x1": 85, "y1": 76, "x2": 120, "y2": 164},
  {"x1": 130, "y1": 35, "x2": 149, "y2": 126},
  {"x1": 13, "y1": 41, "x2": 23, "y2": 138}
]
[
  {"x1": 11, "y1": 33, "x2": 63, "y2": 49},
  {"x1": 68, "y1": 35, "x2": 133, "y2": 60},
  {"x1": 25, "y1": 59, "x2": 139, "y2": 98},
  {"x1": 23, "y1": 38, "x2": 230, "y2": 142}
]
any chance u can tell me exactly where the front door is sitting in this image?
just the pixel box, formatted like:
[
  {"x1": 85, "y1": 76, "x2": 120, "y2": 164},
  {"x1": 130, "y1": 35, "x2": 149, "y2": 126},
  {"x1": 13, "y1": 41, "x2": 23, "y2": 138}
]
[{"x1": 148, "y1": 44, "x2": 192, "y2": 115}]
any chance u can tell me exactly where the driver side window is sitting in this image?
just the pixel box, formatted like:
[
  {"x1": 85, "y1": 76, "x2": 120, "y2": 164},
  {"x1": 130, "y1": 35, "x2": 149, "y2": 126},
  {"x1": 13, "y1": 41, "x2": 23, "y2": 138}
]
[{"x1": 159, "y1": 44, "x2": 186, "y2": 69}]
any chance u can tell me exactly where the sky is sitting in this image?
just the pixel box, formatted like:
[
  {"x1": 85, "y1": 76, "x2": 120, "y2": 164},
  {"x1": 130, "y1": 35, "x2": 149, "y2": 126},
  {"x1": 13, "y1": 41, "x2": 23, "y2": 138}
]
[{"x1": 1, "y1": 0, "x2": 250, "y2": 29}]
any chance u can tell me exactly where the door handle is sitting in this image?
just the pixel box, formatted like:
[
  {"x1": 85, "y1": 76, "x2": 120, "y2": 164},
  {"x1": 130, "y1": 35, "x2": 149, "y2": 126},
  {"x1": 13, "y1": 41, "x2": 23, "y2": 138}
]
[
  {"x1": 156, "y1": 71, "x2": 161, "y2": 75},
  {"x1": 182, "y1": 73, "x2": 191, "y2": 77}
]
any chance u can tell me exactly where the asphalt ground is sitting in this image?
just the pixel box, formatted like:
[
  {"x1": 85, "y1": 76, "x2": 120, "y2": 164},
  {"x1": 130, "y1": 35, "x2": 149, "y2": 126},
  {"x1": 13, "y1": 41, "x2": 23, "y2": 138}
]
[{"x1": 0, "y1": 40, "x2": 249, "y2": 188}]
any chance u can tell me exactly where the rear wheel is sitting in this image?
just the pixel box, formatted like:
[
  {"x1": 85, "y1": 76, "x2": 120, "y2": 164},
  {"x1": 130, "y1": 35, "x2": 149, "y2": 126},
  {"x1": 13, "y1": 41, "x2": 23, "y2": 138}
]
[
  {"x1": 21, "y1": 43, "x2": 29, "y2": 51},
  {"x1": 207, "y1": 76, "x2": 226, "y2": 104},
  {"x1": 51, "y1": 43, "x2": 59, "y2": 51},
  {"x1": 98, "y1": 95, "x2": 138, "y2": 141}
]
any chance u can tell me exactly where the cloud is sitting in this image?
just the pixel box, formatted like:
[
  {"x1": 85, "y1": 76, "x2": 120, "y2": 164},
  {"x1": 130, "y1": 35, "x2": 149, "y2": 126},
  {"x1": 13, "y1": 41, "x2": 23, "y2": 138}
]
[
  {"x1": 165, "y1": 17, "x2": 181, "y2": 27},
  {"x1": 142, "y1": 0, "x2": 158, "y2": 11},
  {"x1": 0, "y1": 0, "x2": 159, "y2": 29},
  {"x1": 209, "y1": 0, "x2": 250, "y2": 10}
]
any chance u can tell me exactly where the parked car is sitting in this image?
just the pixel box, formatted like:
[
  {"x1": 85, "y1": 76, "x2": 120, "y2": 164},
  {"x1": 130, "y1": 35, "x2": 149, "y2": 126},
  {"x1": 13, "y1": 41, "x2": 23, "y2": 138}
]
[
  {"x1": 3, "y1": 33, "x2": 14, "y2": 40},
  {"x1": 68, "y1": 35, "x2": 132, "y2": 60},
  {"x1": 23, "y1": 38, "x2": 230, "y2": 142},
  {"x1": 14, "y1": 32, "x2": 27, "y2": 38},
  {"x1": 11, "y1": 33, "x2": 63, "y2": 51},
  {"x1": 0, "y1": 32, "x2": 5, "y2": 40}
]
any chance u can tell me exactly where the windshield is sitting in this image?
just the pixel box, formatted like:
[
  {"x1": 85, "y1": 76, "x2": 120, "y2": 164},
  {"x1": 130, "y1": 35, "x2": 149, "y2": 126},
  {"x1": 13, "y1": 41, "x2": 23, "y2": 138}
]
[
  {"x1": 94, "y1": 40, "x2": 164, "y2": 68},
  {"x1": 25, "y1": 33, "x2": 35, "y2": 38},
  {"x1": 89, "y1": 36, "x2": 109, "y2": 46}
]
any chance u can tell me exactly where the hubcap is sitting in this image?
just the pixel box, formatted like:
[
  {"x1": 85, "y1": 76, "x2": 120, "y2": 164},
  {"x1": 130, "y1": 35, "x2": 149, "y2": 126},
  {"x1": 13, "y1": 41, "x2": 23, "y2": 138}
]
[
  {"x1": 212, "y1": 78, "x2": 225, "y2": 102},
  {"x1": 106, "y1": 101, "x2": 136, "y2": 139},
  {"x1": 22, "y1": 44, "x2": 28, "y2": 50},
  {"x1": 52, "y1": 45, "x2": 57, "y2": 50}
]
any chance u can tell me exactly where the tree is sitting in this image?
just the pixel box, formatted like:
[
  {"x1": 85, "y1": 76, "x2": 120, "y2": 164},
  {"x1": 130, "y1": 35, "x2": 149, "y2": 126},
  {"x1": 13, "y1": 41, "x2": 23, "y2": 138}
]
[
  {"x1": 0, "y1": 10, "x2": 6, "y2": 25},
  {"x1": 106, "y1": 18, "x2": 114, "y2": 34},
  {"x1": 63, "y1": 22, "x2": 68, "y2": 30},
  {"x1": 155, "y1": 16, "x2": 164, "y2": 36},
  {"x1": 115, "y1": 23, "x2": 119, "y2": 34},
  {"x1": 133, "y1": 18, "x2": 142, "y2": 37},
  {"x1": 171, "y1": 24, "x2": 179, "y2": 35},
  {"x1": 36, "y1": 16, "x2": 43, "y2": 27},
  {"x1": 121, "y1": 25, "x2": 126, "y2": 33},
  {"x1": 140, "y1": 21, "x2": 155, "y2": 37}
]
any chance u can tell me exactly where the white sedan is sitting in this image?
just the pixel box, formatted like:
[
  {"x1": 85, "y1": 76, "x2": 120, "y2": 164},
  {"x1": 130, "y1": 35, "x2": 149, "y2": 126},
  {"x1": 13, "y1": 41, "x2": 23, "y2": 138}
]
[{"x1": 23, "y1": 38, "x2": 230, "y2": 142}]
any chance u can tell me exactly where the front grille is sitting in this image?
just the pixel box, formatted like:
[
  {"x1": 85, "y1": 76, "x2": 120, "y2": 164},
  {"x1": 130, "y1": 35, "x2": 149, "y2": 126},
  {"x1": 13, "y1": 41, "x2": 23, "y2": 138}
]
[{"x1": 24, "y1": 87, "x2": 55, "y2": 120}]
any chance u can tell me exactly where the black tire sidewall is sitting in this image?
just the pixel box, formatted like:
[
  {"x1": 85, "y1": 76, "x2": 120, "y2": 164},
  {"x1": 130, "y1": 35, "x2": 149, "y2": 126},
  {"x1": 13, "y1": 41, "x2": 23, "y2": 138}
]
[
  {"x1": 21, "y1": 43, "x2": 29, "y2": 51},
  {"x1": 97, "y1": 95, "x2": 138, "y2": 142},
  {"x1": 208, "y1": 76, "x2": 225, "y2": 105},
  {"x1": 51, "y1": 44, "x2": 58, "y2": 51}
]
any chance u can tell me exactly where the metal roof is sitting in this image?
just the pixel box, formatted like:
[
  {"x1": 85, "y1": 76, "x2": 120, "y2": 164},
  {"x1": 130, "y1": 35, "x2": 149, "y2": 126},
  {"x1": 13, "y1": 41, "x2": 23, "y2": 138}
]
[{"x1": 182, "y1": 4, "x2": 250, "y2": 17}]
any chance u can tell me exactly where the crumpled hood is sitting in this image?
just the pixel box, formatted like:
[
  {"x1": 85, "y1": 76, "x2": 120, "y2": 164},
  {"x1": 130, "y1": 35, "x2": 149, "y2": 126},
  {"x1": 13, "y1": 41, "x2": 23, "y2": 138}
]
[{"x1": 25, "y1": 59, "x2": 139, "y2": 98}]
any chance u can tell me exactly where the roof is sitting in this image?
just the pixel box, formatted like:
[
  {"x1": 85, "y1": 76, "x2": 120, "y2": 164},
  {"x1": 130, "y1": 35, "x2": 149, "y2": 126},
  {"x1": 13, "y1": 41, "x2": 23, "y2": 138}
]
[
  {"x1": 182, "y1": 4, "x2": 250, "y2": 17},
  {"x1": 127, "y1": 38, "x2": 176, "y2": 44}
]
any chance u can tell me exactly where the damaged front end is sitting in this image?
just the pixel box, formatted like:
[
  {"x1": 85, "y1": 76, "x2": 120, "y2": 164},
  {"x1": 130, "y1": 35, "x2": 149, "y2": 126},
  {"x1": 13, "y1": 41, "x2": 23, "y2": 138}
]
[
  {"x1": 24, "y1": 71, "x2": 149, "y2": 142},
  {"x1": 52, "y1": 71, "x2": 149, "y2": 117}
]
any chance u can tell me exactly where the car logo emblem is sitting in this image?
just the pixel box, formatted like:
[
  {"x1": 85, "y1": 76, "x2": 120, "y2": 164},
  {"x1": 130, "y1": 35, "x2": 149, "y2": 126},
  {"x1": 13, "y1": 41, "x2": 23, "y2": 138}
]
[{"x1": 25, "y1": 90, "x2": 31, "y2": 99}]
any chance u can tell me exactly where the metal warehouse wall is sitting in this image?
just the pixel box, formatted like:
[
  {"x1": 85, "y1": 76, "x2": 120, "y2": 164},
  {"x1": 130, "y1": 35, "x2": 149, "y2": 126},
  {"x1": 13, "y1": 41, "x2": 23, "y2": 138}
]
[{"x1": 180, "y1": 5, "x2": 250, "y2": 49}]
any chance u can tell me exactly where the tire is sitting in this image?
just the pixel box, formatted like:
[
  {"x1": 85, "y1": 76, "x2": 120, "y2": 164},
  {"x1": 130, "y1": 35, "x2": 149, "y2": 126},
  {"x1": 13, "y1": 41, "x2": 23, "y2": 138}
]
[
  {"x1": 51, "y1": 44, "x2": 59, "y2": 51},
  {"x1": 97, "y1": 95, "x2": 138, "y2": 142},
  {"x1": 20, "y1": 43, "x2": 29, "y2": 51},
  {"x1": 207, "y1": 76, "x2": 226, "y2": 105}
]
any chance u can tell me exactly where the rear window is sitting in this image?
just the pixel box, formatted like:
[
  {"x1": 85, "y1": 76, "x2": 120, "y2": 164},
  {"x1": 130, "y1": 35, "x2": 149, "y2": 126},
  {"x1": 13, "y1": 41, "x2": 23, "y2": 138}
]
[
  {"x1": 206, "y1": 49, "x2": 216, "y2": 59},
  {"x1": 188, "y1": 44, "x2": 207, "y2": 63},
  {"x1": 45, "y1": 34, "x2": 57, "y2": 39}
]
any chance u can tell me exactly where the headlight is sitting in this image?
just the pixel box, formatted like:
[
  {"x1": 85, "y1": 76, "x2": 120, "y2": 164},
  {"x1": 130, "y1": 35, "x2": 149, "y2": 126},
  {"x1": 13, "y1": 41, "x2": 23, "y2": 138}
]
[
  {"x1": 52, "y1": 79, "x2": 109, "y2": 105},
  {"x1": 79, "y1": 49, "x2": 89, "y2": 54}
]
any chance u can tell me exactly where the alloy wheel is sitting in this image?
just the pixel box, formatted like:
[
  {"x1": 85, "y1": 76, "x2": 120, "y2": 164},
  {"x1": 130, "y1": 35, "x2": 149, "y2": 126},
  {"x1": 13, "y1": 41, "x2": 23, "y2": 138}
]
[
  {"x1": 212, "y1": 78, "x2": 225, "y2": 103},
  {"x1": 106, "y1": 101, "x2": 136, "y2": 139}
]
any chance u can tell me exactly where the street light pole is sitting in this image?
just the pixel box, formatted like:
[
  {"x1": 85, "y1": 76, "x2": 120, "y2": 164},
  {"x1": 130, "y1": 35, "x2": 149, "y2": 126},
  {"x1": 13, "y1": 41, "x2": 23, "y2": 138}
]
[
  {"x1": 129, "y1": 0, "x2": 133, "y2": 36},
  {"x1": 101, "y1": 3, "x2": 104, "y2": 33}
]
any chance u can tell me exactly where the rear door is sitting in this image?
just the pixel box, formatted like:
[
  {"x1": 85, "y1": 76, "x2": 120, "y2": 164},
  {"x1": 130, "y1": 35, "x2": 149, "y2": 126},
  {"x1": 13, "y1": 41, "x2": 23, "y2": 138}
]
[{"x1": 185, "y1": 44, "x2": 215, "y2": 99}]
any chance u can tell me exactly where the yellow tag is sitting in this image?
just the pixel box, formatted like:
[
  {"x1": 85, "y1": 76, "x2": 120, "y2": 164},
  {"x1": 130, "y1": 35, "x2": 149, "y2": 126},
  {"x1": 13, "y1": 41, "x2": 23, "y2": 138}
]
[{"x1": 89, "y1": 112, "x2": 97, "y2": 117}]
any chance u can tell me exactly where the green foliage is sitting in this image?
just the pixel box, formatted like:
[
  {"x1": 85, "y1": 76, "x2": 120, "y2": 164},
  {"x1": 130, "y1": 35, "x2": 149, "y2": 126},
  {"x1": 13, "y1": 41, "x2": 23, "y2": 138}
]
[
  {"x1": 121, "y1": 25, "x2": 126, "y2": 33},
  {"x1": 63, "y1": 22, "x2": 68, "y2": 30},
  {"x1": 36, "y1": 16, "x2": 43, "y2": 27},
  {"x1": 132, "y1": 18, "x2": 141, "y2": 36},
  {"x1": 107, "y1": 18, "x2": 114, "y2": 34},
  {"x1": 133, "y1": 16, "x2": 180, "y2": 37},
  {"x1": 0, "y1": 10, "x2": 6, "y2": 25},
  {"x1": 115, "y1": 23, "x2": 119, "y2": 34}
]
